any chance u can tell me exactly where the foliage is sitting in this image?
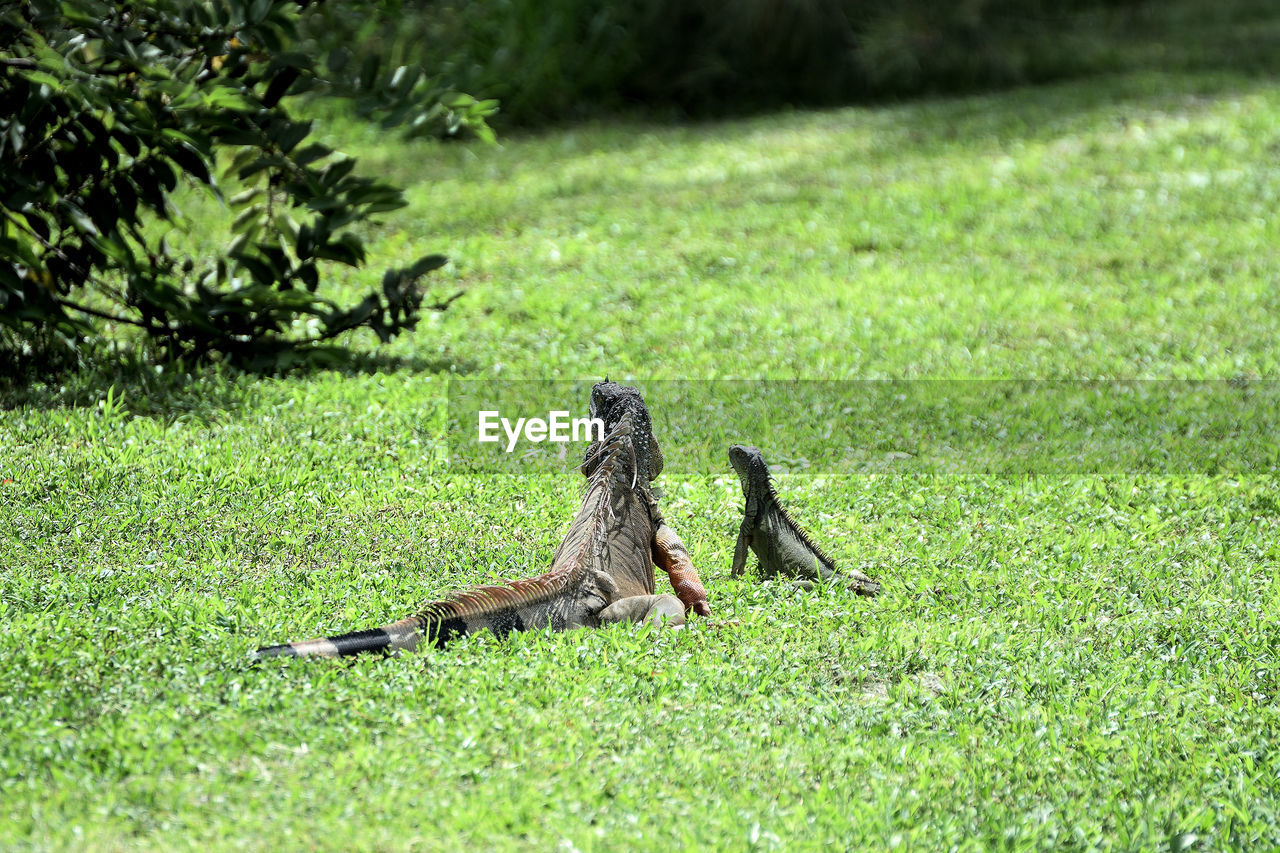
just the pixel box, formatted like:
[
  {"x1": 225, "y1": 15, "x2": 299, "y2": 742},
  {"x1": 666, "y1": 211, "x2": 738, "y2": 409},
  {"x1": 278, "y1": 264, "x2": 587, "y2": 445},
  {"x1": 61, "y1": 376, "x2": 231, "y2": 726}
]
[
  {"x1": 0, "y1": 0, "x2": 495, "y2": 368},
  {"x1": 330, "y1": 0, "x2": 1155, "y2": 125}
]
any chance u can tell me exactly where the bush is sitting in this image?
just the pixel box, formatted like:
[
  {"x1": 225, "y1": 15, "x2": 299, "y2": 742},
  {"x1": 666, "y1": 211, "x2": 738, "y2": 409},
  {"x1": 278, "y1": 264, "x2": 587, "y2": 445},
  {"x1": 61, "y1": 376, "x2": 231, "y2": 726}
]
[{"x1": 0, "y1": 0, "x2": 495, "y2": 370}]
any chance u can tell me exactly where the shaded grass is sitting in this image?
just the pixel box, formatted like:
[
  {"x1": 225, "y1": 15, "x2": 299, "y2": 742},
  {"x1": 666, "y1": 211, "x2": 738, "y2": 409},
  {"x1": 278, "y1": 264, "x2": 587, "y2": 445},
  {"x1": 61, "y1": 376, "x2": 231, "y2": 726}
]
[{"x1": 4, "y1": 59, "x2": 1280, "y2": 852}]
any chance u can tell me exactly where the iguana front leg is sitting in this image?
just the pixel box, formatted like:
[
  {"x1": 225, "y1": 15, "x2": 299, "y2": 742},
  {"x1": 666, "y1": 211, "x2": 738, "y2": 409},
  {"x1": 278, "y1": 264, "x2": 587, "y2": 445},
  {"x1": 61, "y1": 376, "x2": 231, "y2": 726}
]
[
  {"x1": 731, "y1": 523, "x2": 751, "y2": 577},
  {"x1": 599, "y1": 594, "x2": 686, "y2": 628},
  {"x1": 651, "y1": 523, "x2": 711, "y2": 617},
  {"x1": 784, "y1": 566, "x2": 881, "y2": 595}
]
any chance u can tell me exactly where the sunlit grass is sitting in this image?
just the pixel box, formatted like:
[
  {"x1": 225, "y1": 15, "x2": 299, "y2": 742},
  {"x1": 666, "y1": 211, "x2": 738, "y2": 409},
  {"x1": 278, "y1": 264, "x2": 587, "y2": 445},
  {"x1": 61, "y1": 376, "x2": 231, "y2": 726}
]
[{"x1": 4, "y1": 60, "x2": 1280, "y2": 850}]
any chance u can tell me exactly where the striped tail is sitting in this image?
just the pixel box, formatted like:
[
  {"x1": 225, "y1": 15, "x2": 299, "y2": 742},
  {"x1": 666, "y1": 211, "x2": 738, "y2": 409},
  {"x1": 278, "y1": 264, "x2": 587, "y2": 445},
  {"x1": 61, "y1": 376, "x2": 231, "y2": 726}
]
[
  {"x1": 254, "y1": 407, "x2": 632, "y2": 662},
  {"x1": 252, "y1": 614, "x2": 465, "y2": 661},
  {"x1": 251, "y1": 562, "x2": 590, "y2": 661}
]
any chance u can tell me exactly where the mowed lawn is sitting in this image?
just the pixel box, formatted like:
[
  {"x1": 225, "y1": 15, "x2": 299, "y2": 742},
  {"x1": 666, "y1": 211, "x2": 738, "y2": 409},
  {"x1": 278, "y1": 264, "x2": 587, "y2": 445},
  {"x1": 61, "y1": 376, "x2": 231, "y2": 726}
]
[{"x1": 4, "y1": 67, "x2": 1280, "y2": 850}]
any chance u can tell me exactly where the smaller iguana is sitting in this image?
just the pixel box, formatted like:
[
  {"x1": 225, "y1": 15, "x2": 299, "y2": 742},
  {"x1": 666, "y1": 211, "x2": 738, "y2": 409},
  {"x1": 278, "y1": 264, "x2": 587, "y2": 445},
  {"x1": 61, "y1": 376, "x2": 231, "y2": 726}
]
[{"x1": 728, "y1": 444, "x2": 880, "y2": 595}]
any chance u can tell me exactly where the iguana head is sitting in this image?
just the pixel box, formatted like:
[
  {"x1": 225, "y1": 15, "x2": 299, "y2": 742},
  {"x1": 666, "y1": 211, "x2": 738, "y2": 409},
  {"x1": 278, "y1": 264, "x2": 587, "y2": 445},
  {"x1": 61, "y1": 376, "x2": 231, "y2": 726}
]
[
  {"x1": 728, "y1": 444, "x2": 767, "y2": 494},
  {"x1": 585, "y1": 381, "x2": 663, "y2": 483}
]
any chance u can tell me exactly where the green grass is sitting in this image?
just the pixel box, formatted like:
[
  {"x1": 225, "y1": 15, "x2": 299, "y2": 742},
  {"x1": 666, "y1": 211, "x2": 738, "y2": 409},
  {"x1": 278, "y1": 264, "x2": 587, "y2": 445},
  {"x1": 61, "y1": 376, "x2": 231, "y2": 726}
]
[{"x1": 5, "y1": 63, "x2": 1280, "y2": 849}]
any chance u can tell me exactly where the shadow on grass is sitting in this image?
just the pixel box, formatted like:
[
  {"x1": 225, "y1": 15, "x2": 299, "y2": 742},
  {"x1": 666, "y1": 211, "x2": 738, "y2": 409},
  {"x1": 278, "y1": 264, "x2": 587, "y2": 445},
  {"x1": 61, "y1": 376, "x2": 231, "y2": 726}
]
[
  {"x1": 416, "y1": 52, "x2": 1280, "y2": 240},
  {"x1": 1, "y1": 347, "x2": 478, "y2": 417},
  {"x1": 656, "y1": 0, "x2": 1280, "y2": 126},
  {"x1": 477, "y1": 0, "x2": 1280, "y2": 149},
  {"x1": 404, "y1": 0, "x2": 1280, "y2": 239},
  {"x1": 339, "y1": 350, "x2": 481, "y2": 377},
  {"x1": 1, "y1": 358, "x2": 254, "y2": 422}
]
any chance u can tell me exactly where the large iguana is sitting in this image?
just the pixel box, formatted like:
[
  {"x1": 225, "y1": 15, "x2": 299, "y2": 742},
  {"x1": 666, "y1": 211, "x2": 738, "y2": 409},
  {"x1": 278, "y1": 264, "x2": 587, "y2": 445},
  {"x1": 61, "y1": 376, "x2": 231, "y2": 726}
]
[
  {"x1": 254, "y1": 382, "x2": 710, "y2": 660},
  {"x1": 728, "y1": 444, "x2": 880, "y2": 595}
]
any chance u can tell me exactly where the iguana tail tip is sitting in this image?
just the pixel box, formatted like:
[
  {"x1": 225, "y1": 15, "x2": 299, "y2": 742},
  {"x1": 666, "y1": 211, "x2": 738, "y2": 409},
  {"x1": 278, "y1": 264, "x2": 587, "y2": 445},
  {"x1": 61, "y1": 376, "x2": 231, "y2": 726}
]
[
  {"x1": 251, "y1": 626, "x2": 408, "y2": 661},
  {"x1": 251, "y1": 643, "x2": 299, "y2": 661}
]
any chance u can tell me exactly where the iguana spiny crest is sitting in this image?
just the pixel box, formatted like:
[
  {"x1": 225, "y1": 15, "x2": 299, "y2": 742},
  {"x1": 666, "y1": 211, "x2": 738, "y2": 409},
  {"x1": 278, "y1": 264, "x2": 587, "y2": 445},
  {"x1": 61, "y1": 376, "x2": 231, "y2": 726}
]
[
  {"x1": 585, "y1": 381, "x2": 709, "y2": 616},
  {"x1": 584, "y1": 380, "x2": 662, "y2": 483}
]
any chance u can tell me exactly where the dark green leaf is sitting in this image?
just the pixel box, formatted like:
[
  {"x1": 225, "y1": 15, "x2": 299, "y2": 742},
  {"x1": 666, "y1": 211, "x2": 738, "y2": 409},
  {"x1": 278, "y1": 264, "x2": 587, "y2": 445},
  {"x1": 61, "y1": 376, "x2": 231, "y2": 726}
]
[{"x1": 404, "y1": 254, "x2": 448, "y2": 280}]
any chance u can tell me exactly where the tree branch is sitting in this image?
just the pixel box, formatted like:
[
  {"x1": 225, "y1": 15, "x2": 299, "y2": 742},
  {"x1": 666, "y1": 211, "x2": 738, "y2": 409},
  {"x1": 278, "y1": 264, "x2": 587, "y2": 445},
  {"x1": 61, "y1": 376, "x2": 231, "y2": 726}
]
[
  {"x1": 423, "y1": 289, "x2": 464, "y2": 311},
  {"x1": 55, "y1": 297, "x2": 147, "y2": 328}
]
